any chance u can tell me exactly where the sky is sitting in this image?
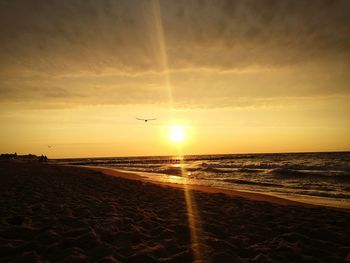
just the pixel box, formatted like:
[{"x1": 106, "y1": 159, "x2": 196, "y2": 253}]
[{"x1": 0, "y1": 0, "x2": 349, "y2": 158}]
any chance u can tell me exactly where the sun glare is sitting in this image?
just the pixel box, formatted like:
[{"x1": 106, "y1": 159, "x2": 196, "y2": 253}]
[{"x1": 169, "y1": 125, "x2": 185, "y2": 143}]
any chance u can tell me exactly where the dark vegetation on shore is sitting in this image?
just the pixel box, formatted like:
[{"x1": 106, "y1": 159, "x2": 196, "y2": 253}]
[{"x1": 0, "y1": 153, "x2": 48, "y2": 162}]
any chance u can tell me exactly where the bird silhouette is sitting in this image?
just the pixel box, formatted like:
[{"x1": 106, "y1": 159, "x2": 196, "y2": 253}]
[{"x1": 136, "y1": 118, "x2": 157, "y2": 123}]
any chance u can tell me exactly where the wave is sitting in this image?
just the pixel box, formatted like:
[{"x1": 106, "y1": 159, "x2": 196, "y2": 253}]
[
  {"x1": 236, "y1": 168, "x2": 262, "y2": 173},
  {"x1": 267, "y1": 168, "x2": 350, "y2": 181},
  {"x1": 201, "y1": 166, "x2": 233, "y2": 173},
  {"x1": 222, "y1": 179, "x2": 280, "y2": 187},
  {"x1": 292, "y1": 190, "x2": 350, "y2": 200},
  {"x1": 203, "y1": 163, "x2": 350, "y2": 172},
  {"x1": 268, "y1": 168, "x2": 318, "y2": 177},
  {"x1": 58, "y1": 152, "x2": 350, "y2": 175},
  {"x1": 150, "y1": 166, "x2": 234, "y2": 176},
  {"x1": 222, "y1": 179, "x2": 350, "y2": 200}
]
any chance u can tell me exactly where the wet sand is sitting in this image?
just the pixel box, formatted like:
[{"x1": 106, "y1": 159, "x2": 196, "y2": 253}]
[
  {"x1": 90, "y1": 166, "x2": 309, "y2": 207},
  {"x1": 1, "y1": 161, "x2": 350, "y2": 262}
]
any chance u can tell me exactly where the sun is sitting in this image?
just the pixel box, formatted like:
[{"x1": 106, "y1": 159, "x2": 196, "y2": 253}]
[{"x1": 169, "y1": 125, "x2": 186, "y2": 143}]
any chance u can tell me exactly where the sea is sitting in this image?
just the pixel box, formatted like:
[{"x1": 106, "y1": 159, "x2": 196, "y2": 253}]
[{"x1": 54, "y1": 152, "x2": 350, "y2": 208}]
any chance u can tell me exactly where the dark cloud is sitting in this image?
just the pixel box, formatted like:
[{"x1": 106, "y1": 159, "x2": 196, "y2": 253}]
[
  {"x1": 0, "y1": 0, "x2": 349, "y2": 74},
  {"x1": 0, "y1": 0, "x2": 349, "y2": 107},
  {"x1": 0, "y1": 0, "x2": 161, "y2": 74},
  {"x1": 162, "y1": 0, "x2": 350, "y2": 69}
]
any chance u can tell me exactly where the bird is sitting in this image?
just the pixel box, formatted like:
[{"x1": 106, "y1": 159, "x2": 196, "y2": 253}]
[
  {"x1": 136, "y1": 117, "x2": 157, "y2": 123},
  {"x1": 48, "y1": 145, "x2": 53, "y2": 148}
]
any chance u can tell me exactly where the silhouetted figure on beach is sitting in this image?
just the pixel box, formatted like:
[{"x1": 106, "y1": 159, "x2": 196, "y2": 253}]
[
  {"x1": 0, "y1": 153, "x2": 17, "y2": 159},
  {"x1": 39, "y1": 155, "x2": 48, "y2": 163}
]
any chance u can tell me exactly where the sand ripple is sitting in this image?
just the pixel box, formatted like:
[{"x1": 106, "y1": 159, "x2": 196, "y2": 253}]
[{"x1": 0, "y1": 161, "x2": 350, "y2": 262}]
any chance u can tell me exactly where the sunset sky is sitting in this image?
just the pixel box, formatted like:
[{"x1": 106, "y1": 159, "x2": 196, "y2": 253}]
[{"x1": 0, "y1": 0, "x2": 349, "y2": 158}]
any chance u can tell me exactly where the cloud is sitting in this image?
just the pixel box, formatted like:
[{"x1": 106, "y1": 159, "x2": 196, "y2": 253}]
[
  {"x1": 0, "y1": 0, "x2": 349, "y2": 108},
  {"x1": 0, "y1": 62, "x2": 349, "y2": 109},
  {"x1": 0, "y1": 0, "x2": 349, "y2": 75}
]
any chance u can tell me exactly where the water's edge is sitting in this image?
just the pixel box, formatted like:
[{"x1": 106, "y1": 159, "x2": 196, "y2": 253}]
[{"x1": 74, "y1": 164, "x2": 350, "y2": 210}]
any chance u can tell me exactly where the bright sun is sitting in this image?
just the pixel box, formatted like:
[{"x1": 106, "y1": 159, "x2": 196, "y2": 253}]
[{"x1": 169, "y1": 125, "x2": 185, "y2": 143}]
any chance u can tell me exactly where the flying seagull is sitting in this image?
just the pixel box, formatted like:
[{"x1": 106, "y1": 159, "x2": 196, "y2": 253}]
[{"x1": 136, "y1": 117, "x2": 157, "y2": 123}]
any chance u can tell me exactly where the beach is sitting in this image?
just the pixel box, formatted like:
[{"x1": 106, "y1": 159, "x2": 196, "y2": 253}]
[
  {"x1": 1, "y1": 161, "x2": 350, "y2": 262},
  {"x1": 58, "y1": 152, "x2": 350, "y2": 209}
]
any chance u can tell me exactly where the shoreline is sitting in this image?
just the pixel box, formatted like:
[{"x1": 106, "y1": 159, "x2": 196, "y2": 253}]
[{"x1": 78, "y1": 165, "x2": 350, "y2": 210}]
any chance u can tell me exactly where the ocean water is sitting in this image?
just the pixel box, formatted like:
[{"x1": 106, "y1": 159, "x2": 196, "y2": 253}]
[{"x1": 55, "y1": 152, "x2": 350, "y2": 207}]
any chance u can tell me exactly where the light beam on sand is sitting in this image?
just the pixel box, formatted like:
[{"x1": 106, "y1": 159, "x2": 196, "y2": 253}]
[
  {"x1": 178, "y1": 152, "x2": 208, "y2": 262},
  {"x1": 151, "y1": 1, "x2": 207, "y2": 261}
]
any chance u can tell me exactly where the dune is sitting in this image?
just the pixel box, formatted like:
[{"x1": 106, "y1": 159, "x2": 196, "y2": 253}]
[{"x1": 0, "y1": 160, "x2": 350, "y2": 262}]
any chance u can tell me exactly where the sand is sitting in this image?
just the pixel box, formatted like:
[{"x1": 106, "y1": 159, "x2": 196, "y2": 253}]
[
  {"x1": 1, "y1": 161, "x2": 350, "y2": 262},
  {"x1": 90, "y1": 166, "x2": 312, "y2": 207}
]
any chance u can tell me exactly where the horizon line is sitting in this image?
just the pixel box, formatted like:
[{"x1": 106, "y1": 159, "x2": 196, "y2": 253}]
[{"x1": 48, "y1": 150, "x2": 350, "y2": 160}]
